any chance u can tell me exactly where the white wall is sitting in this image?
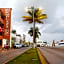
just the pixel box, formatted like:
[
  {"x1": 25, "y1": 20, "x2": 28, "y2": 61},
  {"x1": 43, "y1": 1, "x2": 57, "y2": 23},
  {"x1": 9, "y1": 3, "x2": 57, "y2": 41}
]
[{"x1": 2, "y1": 39, "x2": 6, "y2": 47}]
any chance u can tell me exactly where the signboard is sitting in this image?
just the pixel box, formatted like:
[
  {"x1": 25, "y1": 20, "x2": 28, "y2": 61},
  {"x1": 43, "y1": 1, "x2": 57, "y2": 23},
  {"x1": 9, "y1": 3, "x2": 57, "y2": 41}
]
[
  {"x1": 4, "y1": 8, "x2": 11, "y2": 40},
  {"x1": 0, "y1": 8, "x2": 12, "y2": 40}
]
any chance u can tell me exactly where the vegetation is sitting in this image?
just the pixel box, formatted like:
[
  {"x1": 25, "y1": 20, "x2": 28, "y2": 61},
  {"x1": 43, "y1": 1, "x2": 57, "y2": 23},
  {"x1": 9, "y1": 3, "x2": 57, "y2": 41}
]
[
  {"x1": 11, "y1": 29, "x2": 16, "y2": 34},
  {"x1": 22, "y1": 8, "x2": 47, "y2": 23},
  {"x1": 28, "y1": 27, "x2": 41, "y2": 43},
  {"x1": 6, "y1": 48, "x2": 41, "y2": 64},
  {"x1": 22, "y1": 7, "x2": 47, "y2": 48},
  {"x1": 11, "y1": 29, "x2": 16, "y2": 48}
]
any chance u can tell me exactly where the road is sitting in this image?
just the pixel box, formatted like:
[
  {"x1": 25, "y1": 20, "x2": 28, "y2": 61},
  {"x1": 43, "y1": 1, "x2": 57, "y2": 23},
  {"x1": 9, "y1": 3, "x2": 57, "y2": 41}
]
[
  {"x1": 38, "y1": 47, "x2": 64, "y2": 64},
  {"x1": 0, "y1": 47, "x2": 30, "y2": 64}
]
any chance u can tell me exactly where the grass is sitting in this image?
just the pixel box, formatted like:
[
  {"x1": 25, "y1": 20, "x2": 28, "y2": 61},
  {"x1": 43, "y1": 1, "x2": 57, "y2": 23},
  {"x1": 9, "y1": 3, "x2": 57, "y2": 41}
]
[{"x1": 6, "y1": 48, "x2": 41, "y2": 64}]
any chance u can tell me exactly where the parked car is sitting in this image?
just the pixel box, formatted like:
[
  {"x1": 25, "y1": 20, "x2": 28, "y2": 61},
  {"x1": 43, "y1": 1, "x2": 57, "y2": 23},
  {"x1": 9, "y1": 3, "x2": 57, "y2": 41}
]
[
  {"x1": 41, "y1": 41, "x2": 47, "y2": 47},
  {"x1": 22, "y1": 43, "x2": 26, "y2": 47},
  {"x1": 55, "y1": 42, "x2": 64, "y2": 47},
  {"x1": 13, "y1": 43, "x2": 22, "y2": 48},
  {"x1": 4, "y1": 44, "x2": 10, "y2": 49},
  {"x1": 37, "y1": 41, "x2": 48, "y2": 47},
  {"x1": 37, "y1": 41, "x2": 43, "y2": 47},
  {"x1": 40, "y1": 43, "x2": 46, "y2": 47}
]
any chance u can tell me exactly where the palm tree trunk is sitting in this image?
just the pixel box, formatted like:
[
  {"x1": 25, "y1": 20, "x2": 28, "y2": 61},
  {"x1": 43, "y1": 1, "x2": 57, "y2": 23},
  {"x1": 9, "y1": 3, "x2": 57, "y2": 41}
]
[{"x1": 33, "y1": 7, "x2": 36, "y2": 48}]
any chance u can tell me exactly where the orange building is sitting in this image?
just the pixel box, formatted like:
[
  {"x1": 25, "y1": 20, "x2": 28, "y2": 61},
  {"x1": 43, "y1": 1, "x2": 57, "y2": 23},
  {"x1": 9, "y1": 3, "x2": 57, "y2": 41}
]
[{"x1": 0, "y1": 8, "x2": 11, "y2": 48}]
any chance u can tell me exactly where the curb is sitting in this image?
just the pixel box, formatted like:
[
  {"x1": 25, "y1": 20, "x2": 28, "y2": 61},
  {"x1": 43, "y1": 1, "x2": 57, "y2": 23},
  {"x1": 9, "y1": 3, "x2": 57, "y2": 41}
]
[
  {"x1": 37, "y1": 48, "x2": 49, "y2": 64},
  {"x1": 3, "y1": 48, "x2": 30, "y2": 64}
]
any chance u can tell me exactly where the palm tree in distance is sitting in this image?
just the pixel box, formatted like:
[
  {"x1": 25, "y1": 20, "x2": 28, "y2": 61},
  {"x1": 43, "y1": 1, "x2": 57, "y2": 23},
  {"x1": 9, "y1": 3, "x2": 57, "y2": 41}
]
[
  {"x1": 28, "y1": 27, "x2": 41, "y2": 43},
  {"x1": 11, "y1": 29, "x2": 16, "y2": 44},
  {"x1": 22, "y1": 7, "x2": 47, "y2": 48},
  {"x1": 11, "y1": 30, "x2": 16, "y2": 34}
]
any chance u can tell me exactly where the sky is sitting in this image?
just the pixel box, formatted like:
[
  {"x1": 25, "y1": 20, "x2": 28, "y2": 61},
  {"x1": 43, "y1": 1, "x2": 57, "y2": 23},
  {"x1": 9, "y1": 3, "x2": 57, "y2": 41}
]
[{"x1": 0, "y1": 0, "x2": 64, "y2": 43}]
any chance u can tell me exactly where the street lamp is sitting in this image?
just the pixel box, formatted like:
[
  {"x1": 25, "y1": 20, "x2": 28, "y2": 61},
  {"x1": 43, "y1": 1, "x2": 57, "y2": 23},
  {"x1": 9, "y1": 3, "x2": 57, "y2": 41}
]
[{"x1": 25, "y1": 6, "x2": 42, "y2": 48}]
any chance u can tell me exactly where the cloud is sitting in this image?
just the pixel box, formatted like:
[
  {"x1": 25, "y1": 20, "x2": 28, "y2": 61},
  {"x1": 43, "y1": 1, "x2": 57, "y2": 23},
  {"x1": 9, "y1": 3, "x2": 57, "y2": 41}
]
[
  {"x1": 1, "y1": 0, "x2": 64, "y2": 42},
  {"x1": 39, "y1": 33, "x2": 64, "y2": 43},
  {"x1": 40, "y1": 24, "x2": 63, "y2": 33}
]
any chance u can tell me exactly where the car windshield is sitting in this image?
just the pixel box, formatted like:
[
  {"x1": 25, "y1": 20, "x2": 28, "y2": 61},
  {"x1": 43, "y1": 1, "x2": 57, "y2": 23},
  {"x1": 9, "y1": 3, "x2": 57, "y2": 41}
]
[
  {"x1": 16, "y1": 44, "x2": 20, "y2": 45},
  {"x1": 38, "y1": 41, "x2": 42, "y2": 43},
  {"x1": 43, "y1": 42, "x2": 47, "y2": 43}
]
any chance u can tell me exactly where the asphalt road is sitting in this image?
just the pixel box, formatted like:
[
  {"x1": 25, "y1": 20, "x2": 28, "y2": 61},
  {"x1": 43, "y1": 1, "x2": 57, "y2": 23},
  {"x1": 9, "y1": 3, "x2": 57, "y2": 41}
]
[
  {"x1": 38, "y1": 47, "x2": 64, "y2": 64},
  {"x1": 0, "y1": 47, "x2": 30, "y2": 64}
]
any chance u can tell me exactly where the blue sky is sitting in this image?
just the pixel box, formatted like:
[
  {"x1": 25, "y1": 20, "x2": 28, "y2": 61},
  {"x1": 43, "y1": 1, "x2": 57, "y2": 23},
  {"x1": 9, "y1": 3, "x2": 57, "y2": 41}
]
[{"x1": 0, "y1": 0, "x2": 64, "y2": 43}]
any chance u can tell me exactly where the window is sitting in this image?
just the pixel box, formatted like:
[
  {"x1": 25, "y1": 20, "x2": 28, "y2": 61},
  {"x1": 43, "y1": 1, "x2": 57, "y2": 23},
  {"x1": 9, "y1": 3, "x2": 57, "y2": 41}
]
[{"x1": 0, "y1": 32, "x2": 2, "y2": 35}]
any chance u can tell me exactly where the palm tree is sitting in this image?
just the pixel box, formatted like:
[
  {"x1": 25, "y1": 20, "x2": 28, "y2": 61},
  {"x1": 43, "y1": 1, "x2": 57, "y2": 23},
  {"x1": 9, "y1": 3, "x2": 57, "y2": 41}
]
[
  {"x1": 28, "y1": 27, "x2": 41, "y2": 43},
  {"x1": 22, "y1": 8, "x2": 47, "y2": 23},
  {"x1": 22, "y1": 7, "x2": 47, "y2": 48},
  {"x1": 11, "y1": 30, "x2": 16, "y2": 34},
  {"x1": 11, "y1": 29, "x2": 16, "y2": 47}
]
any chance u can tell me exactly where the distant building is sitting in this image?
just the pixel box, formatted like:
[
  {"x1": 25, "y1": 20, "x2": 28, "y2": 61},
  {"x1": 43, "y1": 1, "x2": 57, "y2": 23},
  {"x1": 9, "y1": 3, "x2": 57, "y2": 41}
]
[
  {"x1": 16, "y1": 34, "x2": 22, "y2": 44},
  {"x1": 0, "y1": 8, "x2": 11, "y2": 48}
]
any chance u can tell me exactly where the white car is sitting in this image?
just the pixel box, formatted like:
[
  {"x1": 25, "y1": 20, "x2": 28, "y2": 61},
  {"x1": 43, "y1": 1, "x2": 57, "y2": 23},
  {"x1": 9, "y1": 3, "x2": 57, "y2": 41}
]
[
  {"x1": 37, "y1": 41, "x2": 46, "y2": 47},
  {"x1": 14, "y1": 43, "x2": 22, "y2": 48},
  {"x1": 55, "y1": 42, "x2": 64, "y2": 47},
  {"x1": 40, "y1": 43, "x2": 46, "y2": 47},
  {"x1": 37, "y1": 41, "x2": 42, "y2": 47}
]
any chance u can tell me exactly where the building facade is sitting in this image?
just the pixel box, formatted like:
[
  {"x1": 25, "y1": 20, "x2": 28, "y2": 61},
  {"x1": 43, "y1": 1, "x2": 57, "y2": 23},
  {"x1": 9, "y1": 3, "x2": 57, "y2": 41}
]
[{"x1": 0, "y1": 8, "x2": 11, "y2": 48}]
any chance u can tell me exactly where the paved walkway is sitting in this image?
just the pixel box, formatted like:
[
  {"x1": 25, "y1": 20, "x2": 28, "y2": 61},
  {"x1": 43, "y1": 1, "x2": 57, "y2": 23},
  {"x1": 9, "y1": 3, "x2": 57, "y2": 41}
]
[{"x1": 0, "y1": 47, "x2": 30, "y2": 64}]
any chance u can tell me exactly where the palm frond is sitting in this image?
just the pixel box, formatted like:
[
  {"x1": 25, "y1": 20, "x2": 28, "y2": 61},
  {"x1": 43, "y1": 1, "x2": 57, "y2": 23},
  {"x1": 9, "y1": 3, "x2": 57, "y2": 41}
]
[
  {"x1": 36, "y1": 9, "x2": 42, "y2": 16},
  {"x1": 22, "y1": 18, "x2": 32, "y2": 21},
  {"x1": 27, "y1": 10, "x2": 32, "y2": 16},
  {"x1": 28, "y1": 29, "x2": 33, "y2": 37},
  {"x1": 22, "y1": 16, "x2": 33, "y2": 22},
  {"x1": 35, "y1": 27, "x2": 38, "y2": 31},
  {"x1": 35, "y1": 34, "x2": 39, "y2": 39},
  {"x1": 29, "y1": 21, "x2": 33, "y2": 23},
  {"x1": 34, "y1": 8, "x2": 39, "y2": 17},
  {"x1": 37, "y1": 20, "x2": 43, "y2": 23},
  {"x1": 38, "y1": 14, "x2": 47, "y2": 20},
  {"x1": 22, "y1": 8, "x2": 47, "y2": 24},
  {"x1": 38, "y1": 32, "x2": 41, "y2": 36},
  {"x1": 28, "y1": 27, "x2": 41, "y2": 39},
  {"x1": 22, "y1": 16, "x2": 32, "y2": 19}
]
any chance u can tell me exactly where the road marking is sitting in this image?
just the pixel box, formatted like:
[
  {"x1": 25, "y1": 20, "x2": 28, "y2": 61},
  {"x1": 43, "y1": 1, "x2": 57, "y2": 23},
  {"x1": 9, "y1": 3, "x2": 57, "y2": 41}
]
[{"x1": 37, "y1": 48, "x2": 49, "y2": 64}]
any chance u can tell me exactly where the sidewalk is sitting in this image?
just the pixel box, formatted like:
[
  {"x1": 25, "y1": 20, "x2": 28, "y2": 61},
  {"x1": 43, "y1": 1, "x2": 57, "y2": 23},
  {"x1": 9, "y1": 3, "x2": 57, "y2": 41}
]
[{"x1": 0, "y1": 47, "x2": 30, "y2": 64}]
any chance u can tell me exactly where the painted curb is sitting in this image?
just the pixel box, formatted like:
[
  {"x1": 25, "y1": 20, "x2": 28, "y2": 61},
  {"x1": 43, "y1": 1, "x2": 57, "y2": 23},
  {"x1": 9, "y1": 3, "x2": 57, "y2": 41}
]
[{"x1": 37, "y1": 48, "x2": 49, "y2": 64}]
